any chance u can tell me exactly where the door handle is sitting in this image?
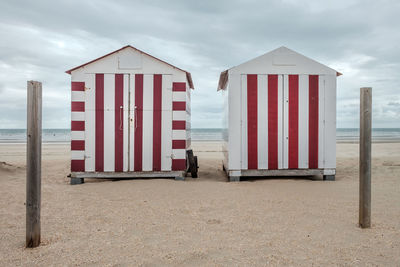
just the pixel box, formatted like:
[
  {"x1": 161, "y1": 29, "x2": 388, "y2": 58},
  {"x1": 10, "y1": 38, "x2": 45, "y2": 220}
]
[
  {"x1": 119, "y1": 106, "x2": 123, "y2": 130},
  {"x1": 134, "y1": 106, "x2": 137, "y2": 130}
]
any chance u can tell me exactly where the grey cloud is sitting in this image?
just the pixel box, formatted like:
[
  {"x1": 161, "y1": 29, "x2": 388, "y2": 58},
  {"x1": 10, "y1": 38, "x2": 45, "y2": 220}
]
[
  {"x1": 0, "y1": 0, "x2": 400, "y2": 128},
  {"x1": 388, "y1": 102, "x2": 400, "y2": 107}
]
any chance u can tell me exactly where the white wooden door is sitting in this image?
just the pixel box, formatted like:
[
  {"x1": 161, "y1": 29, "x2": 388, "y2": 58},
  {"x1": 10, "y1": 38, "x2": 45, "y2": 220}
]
[{"x1": 128, "y1": 74, "x2": 173, "y2": 172}]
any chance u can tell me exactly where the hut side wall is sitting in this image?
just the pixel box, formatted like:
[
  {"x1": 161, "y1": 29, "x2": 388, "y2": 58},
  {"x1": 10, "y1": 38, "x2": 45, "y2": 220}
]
[
  {"x1": 70, "y1": 80, "x2": 85, "y2": 172},
  {"x1": 323, "y1": 74, "x2": 336, "y2": 168},
  {"x1": 185, "y1": 80, "x2": 192, "y2": 149},
  {"x1": 226, "y1": 73, "x2": 242, "y2": 171},
  {"x1": 171, "y1": 71, "x2": 190, "y2": 170},
  {"x1": 221, "y1": 83, "x2": 229, "y2": 170}
]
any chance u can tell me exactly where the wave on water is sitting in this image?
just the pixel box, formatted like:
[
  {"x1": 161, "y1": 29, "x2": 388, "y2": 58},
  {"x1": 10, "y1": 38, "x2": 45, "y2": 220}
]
[
  {"x1": 0, "y1": 129, "x2": 70, "y2": 143},
  {"x1": 0, "y1": 128, "x2": 399, "y2": 143}
]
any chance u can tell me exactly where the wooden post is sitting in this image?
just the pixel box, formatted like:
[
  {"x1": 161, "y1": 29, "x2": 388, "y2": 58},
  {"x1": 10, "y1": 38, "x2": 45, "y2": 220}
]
[
  {"x1": 26, "y1": 81, "x2": 42, "y2": 247},
  {"x1": 359, "y1": 87, "x2": 372, "y2": 228}
]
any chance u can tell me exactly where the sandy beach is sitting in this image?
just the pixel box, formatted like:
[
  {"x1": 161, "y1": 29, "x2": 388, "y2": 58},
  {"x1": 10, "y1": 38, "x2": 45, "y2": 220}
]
[{"x1": 0, "y1": 141, "x2": 399, "y2": 266}]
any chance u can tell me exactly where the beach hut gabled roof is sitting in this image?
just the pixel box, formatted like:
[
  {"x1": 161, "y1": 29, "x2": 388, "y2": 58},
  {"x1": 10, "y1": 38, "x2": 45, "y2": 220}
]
[
  {"x1": 66, "y1": 45, "x2": 194, "y2": 89},
  {"x1": 218, "y1": 46, "x2": 341, "y2": 91}
]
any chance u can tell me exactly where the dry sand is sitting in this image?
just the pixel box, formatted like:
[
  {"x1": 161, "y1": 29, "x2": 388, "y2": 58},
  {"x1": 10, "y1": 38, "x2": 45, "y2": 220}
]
[{"x1": 0, "y1": 141, "x2": 399, "y2": 266}]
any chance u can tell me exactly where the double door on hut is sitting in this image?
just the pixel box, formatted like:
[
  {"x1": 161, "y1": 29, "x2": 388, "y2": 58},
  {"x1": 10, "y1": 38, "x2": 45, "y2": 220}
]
[
  {"x1": 240, "y1": 74, "x2": 327, "y2": 171},
  {"x1": 83, "y1": 73, "x2": 173, "y2": 173}
]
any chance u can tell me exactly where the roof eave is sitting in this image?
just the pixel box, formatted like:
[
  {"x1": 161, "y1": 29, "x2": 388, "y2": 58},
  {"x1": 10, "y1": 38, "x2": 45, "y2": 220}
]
[
  {"x1": 186, "y1": 72, "x2": 194, "y2": 89},
  {"x1": 217, "y1": 70, "x2": 229, "y2": 91}
]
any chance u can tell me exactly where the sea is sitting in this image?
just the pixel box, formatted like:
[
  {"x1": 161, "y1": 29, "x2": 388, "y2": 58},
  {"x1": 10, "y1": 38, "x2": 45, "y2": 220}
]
[{"x1": 0, "y1": 128, "x2": 399, "y2": 143}]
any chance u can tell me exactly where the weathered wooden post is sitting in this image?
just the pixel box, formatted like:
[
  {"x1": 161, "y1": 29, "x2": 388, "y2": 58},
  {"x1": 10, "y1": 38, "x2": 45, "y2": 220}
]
[
  {"x1": 26, "y1": 81, "x2": 42, "y2": 247},
  {"x1": 359, "y1": 87, "x2": 372, "y2": 228}
]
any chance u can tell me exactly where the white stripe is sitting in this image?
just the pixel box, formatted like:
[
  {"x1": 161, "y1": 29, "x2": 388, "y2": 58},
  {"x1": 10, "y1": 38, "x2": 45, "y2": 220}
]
[
  {"x1": 123, "y1": 74, "x2": 129, "y2": 172},
  {"x1": 318, "y1": 75, "x2": 325, "y2": 168},
  {"x1": 142, "y1": 75, "x2": 153, "y2": 171},
  {"x1": 103, "y1": 74, "x2": 115, "y2": 172},
  {"x1": 172, "y1": 91, "x2": 186, "y2": 101},
  {"x1": 324, "y1": 75, "x2": 336, "y2": 168},
  {"x1": 186, "y1": 127, "x2": 190, "y2": 141},
  {"x1": 298, "y1": 75, "x2": 309, "y2": 169},
  {"x1": 185, "y1": 96, "x2": 191, "y2": 110},
  {"x1": 227, "y1": 74, "x2": 242, "y2": 170},
  {"x1": 187, "y1": 87, "x2": 191, "y2": 101},
  {"x1": 241, "y1": 75, "x2": 248, "y2": 170},
  {"x1": 71, "y1": 131, "x2": 84, "y2": 140},
  {"x1": 283, "y1": 75, "x2": 289, "y2": 169},
  {"x1": 172, "y1": 149, "x2": 186, "y2": 159},
  {"x1": 71, "y1": 150, "x2": 84, "y2": 160},
  {"x1": 162, "y1": 75, "x2": 172, "y2": 171},
  {"x1": 257, "y1": 75, "x2": 268, "y2": 169},
  {"x1": 173, "y1": 111, "x2": 186, "y2": 120},
  {"x1": 277, "y1": 75, "x2": 283, "y2": 169},
  {"x1": 172, "y1": 130, "x2": 186, "y2": 140},
  {"x1": 129, "y1": 74, "x2": 136, "y2": 171},
  {"x1": 186, "y1": 90, "x2": 191, "y2": 127},
  {"x1": 84, "y1": 74, "x2": 95, "y2": 171},
  {"x1": 71, "y1": 111, "x2": 84, "y2": 121},
  {"x1": 71, "y1": 91, "x2": 85, "y2": 102}
]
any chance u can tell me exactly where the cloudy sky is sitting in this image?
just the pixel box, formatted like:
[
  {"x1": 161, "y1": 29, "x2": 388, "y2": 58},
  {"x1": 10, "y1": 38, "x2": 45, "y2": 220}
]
[{"x1": 0, "y1": 0, "x2": 399, "y2": 129}]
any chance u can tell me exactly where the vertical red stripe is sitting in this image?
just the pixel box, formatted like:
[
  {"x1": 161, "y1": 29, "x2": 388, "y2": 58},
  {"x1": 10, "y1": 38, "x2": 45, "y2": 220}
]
[
  {"x1": 309, "y1": 75, "x2": 319, "y2": 169},
  {"x1": 134, "y1": 74, "x2": 143, "y2": 171},
  {"x1": 288, "y1": 75, "x2": 299, "y2": 169},
  {"x1": 247, "y1": 74, "x2": 258, "y2": 169},
  {"x1": 115, "y1": 74, "x2": 124, "y2": 172},
  {"x1": 153, "y1": 74, "x2": 162, "y2": 171},
  {"x1": 268, "y1": 75, "x2": 278, "y2": 170},
  {"x1": 95, "y1": 74, "x2": 104, "y2": 172}
]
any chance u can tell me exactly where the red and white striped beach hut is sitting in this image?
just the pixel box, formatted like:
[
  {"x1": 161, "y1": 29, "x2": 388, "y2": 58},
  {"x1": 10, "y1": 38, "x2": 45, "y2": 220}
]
[
  {"x1": 218, "y1": 46, "x2": 341, "y2": 181},
  {"x1": 66, "y1": 45, "x2": 197, "y2": 184}
]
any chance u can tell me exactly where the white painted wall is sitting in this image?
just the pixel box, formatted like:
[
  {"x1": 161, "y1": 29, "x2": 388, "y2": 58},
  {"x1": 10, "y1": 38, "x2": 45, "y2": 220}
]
[
  {"x1": 229, "y1": 47, "x2": 337, "y2": 77},
  {"x1": 227, "y1": 73, "x2": 242, "y2": 170}
]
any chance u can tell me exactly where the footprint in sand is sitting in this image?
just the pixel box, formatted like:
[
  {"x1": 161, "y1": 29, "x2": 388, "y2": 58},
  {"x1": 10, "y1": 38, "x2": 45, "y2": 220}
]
[{"x1": 206, "y1": 219, "x2": 222, "y2": 224}]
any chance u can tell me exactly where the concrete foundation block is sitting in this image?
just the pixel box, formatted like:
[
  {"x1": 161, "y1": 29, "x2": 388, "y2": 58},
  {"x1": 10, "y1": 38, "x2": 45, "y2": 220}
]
[
  {"x1": 323, "y1": 175, "x2": 335, "y2": 181},
  {"x1": 70, "y1": 178, "x2": 84, "y2": 185},
  {"x1": 229, "y1": 176, "x2": 240, "y2": 182}
]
